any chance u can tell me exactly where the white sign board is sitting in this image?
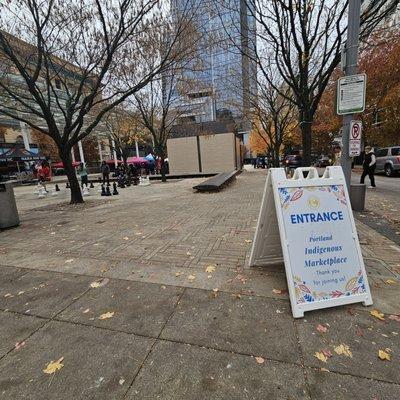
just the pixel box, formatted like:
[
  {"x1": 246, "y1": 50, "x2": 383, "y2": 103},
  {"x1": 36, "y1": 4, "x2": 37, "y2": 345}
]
[
  {"x1": 349, "y1": 120, "x2": 362, "y2": 156},
  {"x1": 337, "y1": 74, "x2": 366, "y2": 115},
  {"x1": 249, "y1": 167, "x2": 372, "y2": 318}
]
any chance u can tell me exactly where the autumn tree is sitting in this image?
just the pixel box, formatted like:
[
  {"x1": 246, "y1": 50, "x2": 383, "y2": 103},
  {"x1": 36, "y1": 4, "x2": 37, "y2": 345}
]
[
  {"x1": 219, "y1": 0, "x2": 398, "y2": 166},
  {"x1": 132, "y1": 15, "x2": 203, "y2": 182},
  {"x1": 313, "y1": 29, "x2": 400, "y2": 153},
  {"x1": 250, "y1": 82, "x2": 298, "y2": 166},
  {"x1": 358, "y1": 30, "x2": 400, "y2": 147},
  {"x1": 312, "y1": 69, "x2": 342, "y2": 156},
  {"x1": 105, "y1": 108, "x2": 148, "y2": 166},
  {"x1": 0, "y1": 0, "x2": 197, "y2": 203},
  {"x1": 134, "y1": 72, "x2": 200, "y2": 182}
]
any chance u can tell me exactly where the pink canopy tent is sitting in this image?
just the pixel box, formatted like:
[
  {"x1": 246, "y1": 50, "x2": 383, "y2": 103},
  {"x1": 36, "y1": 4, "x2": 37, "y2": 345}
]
[
  {"x1": 126, "y1": 157, "x2": 148, "y2": 165},
  {"x1": 105, "y1": 159, "x2": 123, "y2": 165}
]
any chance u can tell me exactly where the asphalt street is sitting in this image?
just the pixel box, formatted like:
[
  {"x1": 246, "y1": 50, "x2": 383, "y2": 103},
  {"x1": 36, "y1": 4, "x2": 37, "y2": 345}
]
[{"x1": 352, "y1": 171, "x2": 400, "y2": 245}]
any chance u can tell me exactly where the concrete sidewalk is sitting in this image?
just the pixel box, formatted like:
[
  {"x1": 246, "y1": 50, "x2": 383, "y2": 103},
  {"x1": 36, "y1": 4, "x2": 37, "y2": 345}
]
[{"x1": 0, "y1": 168, "x2": 399, "y2": 399}]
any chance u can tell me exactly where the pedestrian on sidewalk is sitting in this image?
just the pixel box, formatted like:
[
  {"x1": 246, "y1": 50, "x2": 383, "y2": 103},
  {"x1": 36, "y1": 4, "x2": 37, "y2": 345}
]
[
  {"x1": 78, "y1": 162, "x2": 88, "y2": 188},
  {"x1": 38, "y1": 160, "x2": 51, "y2": 192},
  {"x1": 333, "y1": 145, "x2": 342, "y2": 166},
  {"x1": 360, "y1": 146, "x2": 376, "y2": 188},
  {"x1": 100, "y1": 161, "x2": 110, "y2": 186}
]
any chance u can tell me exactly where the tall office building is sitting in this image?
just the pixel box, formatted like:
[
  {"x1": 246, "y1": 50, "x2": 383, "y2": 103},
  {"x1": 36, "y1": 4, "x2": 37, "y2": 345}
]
[{"x1": 170, "y1": 0, "x2": 257, "y2": 130}]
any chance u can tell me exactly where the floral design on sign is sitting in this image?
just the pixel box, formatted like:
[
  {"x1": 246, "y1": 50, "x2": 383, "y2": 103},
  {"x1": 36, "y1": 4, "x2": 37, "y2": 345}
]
[{"x1": 293, "y1": 270, "x2": 366, "y2": 304}]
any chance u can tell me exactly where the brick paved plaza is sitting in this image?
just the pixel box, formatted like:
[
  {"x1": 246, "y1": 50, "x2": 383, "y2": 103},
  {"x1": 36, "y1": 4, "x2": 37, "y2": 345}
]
[{"x1": 0, "y1": 168, "x2": 399, "y2": 399}]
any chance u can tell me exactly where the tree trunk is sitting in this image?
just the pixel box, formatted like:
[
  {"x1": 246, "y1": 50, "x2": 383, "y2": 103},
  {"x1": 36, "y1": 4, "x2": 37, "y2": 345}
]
[
  {"x1": 300, "y1": 118, "x2": 312, "y2": 167},
  {"x1": 274, "y1": 144, "x2": 280, "y2": 167},
  {"x1": 60, "y1": 149, "x2": 83, "y2": 204}
]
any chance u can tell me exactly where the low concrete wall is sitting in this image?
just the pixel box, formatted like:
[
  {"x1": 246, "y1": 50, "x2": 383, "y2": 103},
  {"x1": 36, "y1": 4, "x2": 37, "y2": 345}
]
[
  {"x1": 167, "y1": 133, "x2": 238, "y2": 175},
  {"x1": 167, "y1": 136, "x2": 199, "y2": 175},
  {"x1": 199, "y1": 133, "x2": 236, "y2": 173}
]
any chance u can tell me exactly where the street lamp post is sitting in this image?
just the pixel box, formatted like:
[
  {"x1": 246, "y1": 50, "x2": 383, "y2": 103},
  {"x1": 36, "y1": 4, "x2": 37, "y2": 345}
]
[{"x1": 341, "y1": 0, "x2": 362, "y2": 189}]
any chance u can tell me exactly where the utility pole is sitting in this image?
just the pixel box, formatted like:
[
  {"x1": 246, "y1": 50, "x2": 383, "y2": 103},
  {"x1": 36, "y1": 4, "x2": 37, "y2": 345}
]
[{"x1": 341, "y1": 0, "x2": 362, "y2": 189}]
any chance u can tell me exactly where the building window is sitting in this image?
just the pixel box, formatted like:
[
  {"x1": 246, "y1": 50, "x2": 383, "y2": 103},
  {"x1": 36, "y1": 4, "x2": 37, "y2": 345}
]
[
  {"x1": 15, "y1": 135, "x2": 24, "y2": 144},
  {"x1": 55, "y1": 79, "x2": 62, "y2": 90},
  {"x1": 0, "y1": 132, "x2": 5, "y2": 143}
]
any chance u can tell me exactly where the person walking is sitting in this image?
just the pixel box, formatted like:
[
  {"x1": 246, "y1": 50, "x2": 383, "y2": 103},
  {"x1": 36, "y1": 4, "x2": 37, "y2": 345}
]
[
  {"x1": 100, "y1": 161, "x2": 110, "y2": 185},
  {"x1": 78, "y1": 162, "x2": 88, "y2": 188},
  {"x1": 38, "y1": 160, "x2": 51, "y2": 192},
  {"x1": 360, "y1": 146, "x2": 376, "y2": 188},
  {"x1": 333, "y1": 145, "x2": 342, "y2": 166}
]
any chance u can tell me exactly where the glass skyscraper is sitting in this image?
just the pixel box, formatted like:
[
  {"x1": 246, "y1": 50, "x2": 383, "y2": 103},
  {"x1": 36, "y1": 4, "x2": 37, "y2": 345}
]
[{"x1": 170, "y1": 0, "x2": 257, "y2": 128}]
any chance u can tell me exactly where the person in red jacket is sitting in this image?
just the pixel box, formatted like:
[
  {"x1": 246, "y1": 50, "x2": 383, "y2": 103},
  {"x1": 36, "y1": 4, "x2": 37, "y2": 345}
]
[{"x1": 38, "y1": 160, "x2": 51, "y2": 192}]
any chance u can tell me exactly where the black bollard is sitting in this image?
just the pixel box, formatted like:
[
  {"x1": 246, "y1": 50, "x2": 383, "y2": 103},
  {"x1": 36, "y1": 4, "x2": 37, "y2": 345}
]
[
  {"x1": 90, "y1": 181, "x2": 94, "y2": 189},
  {"x1": 106, "y1": 185, "x2": 112, "y2": 196},
  {"x1": 112, "y1": 182, "x2": 119, "y2": 195},
  {"x1": 66, "y1": 182, "x2": 70, "y2": 189},
  {"x1": 101, "y1": 185, "x2": 107, "y2": 196},
  {"x1": 55, "y1": 184, "x2": 60, "y2": 192}
]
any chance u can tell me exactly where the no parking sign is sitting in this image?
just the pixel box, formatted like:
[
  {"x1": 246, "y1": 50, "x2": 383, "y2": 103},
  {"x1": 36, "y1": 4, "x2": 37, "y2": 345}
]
[{"x1": 349, "y1": 120, "x2": 362, "y2": 156}]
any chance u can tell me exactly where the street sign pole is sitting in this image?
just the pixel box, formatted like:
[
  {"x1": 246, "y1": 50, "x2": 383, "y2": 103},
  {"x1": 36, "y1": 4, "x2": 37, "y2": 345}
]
[{"x1": 341, "y1": 0, "x2": 362, "y2": 189}]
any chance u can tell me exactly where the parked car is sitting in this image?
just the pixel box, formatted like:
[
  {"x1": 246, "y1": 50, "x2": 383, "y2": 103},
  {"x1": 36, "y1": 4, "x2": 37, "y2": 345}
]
[
  {"x1": 375, "y1": 146, "x2": 400, "y2": 176},
  {"x1": 255, "y1": 156, "x2": 267, "y2": 169},
  {"x1": 314, "y1": 156, "x2": 331, "y2": 167},
  {"x1": 283, "y1": 154, "x2": 302, "y2": 169}
]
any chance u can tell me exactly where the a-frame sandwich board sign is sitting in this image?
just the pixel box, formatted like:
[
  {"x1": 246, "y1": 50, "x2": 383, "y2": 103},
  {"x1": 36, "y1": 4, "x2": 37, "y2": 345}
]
[{"x1": 249, "y1": 166, "x2": 373, "y2": 318}]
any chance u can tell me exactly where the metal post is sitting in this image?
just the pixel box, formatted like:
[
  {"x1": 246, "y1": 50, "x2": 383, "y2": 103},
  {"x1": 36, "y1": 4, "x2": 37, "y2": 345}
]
[
  {"x1": 341, "y1": 0, "x2": 361, "y2": 189},
  {"x1": 97, "y1": 138, "x2": 103, "y2": 162},
  {"x1": 78, "y1": 141, "x2": 85, "y2": 164},
  {"x1": 111, "y1": 139, "x2": 118, "y2": 168},
  {"x1": 19, "y1": 121, "x2": 31, "y2": 151},
  {"x1": 135, "y1": 139, "x2": 140, "y2": 158}
]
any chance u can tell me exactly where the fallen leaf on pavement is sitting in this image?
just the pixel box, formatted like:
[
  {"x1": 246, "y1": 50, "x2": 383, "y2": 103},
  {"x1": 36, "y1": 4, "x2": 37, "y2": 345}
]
[
  {"x1": 255, "y1": 356, "x2": 265, "y2": 364},
  {"x1": 334, "y1": 344, "x2": 353, "y2": 358},
  {"x1": 320, "y1": 368, "x2": 330, "y2": 372},
  {"x1": 378, "y1": 349, "x2": 391, "y2": 361},
  {"x1": 321, "y1": 349, "x2": 332, "y2": 358},
  {"x1": 212, "y1": 288, "x2": 219, "y2": 292},
  {"x1": 119, "y1": 378, "x2": 125, "y2": 385},
  {"x1": 43, "y1": 357, "x2": 64, "y2": 374},
  {"x1": 187, "y1": 275, "x2": 196, "y2": 281},
  {"x1": 123, "y1": 237, "x2": 129, "y2": 241},
  {"x1": 316, "y1": 324, "x2": 328, "y2": 333},
  {"x1": 370, "y1": 310, "x2": 385, "y2": 321},
  {"x1": 90, "y1": 278, "x2": 109, "y2": 288},
  {"x1": 205, "y1": 265, "x2": 216, "y2": 273},
  {"x1": 356, "y1": 328, "x2": 364, "y2": 337},
  {"x1": 98, "y1": 311, "x2": 115, "y2": 320},
  {"x1": 15, "y1": 341, "x2": 25, "y2": 350},
  {"x1": 245, "y1": 240, "x2": 252, "y2": 243},
  {"x1": 389, "y1": 314, "x2": 400, "y2": 322},
  {"x1": 17, "y1": 291, "x2": 25, "y2": 295},
  {"x1": 314, "y1": 352, "x2": 328, "y2": 363},
  {"x1": 175, "y1": 272, "x2": 183, "y2": 277},
  {"x1": 272, "y1": 289, "x2": 287, "y2": 295},
  {"x1": 83, "y1": 308, "x2": 90, "y2": 314},
  {"x1": 4, "y1": 293, "x2": 13, "y2": 298},
  {"x1": 385, "y1": 279, "x2": 397, "y2": 285},
  {"x1": 65, "y1": 259, "x2": 74, "y2": 264}
]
